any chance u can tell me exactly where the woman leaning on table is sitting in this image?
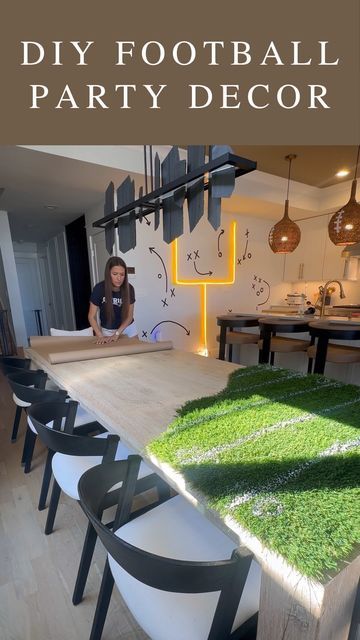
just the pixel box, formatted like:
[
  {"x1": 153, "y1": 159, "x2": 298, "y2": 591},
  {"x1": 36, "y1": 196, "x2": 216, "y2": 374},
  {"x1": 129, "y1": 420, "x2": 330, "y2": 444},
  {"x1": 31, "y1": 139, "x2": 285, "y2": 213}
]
[{"x1": 88, "y1": 256, "x2": 138, "y2": 344}]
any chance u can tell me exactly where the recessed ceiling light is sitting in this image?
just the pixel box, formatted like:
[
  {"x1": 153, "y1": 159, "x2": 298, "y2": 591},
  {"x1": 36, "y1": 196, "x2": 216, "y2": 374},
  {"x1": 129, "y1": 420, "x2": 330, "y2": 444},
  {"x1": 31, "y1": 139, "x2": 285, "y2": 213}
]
[{"x1": 336, "y1": 169, "x2": 350, "y2": 178}]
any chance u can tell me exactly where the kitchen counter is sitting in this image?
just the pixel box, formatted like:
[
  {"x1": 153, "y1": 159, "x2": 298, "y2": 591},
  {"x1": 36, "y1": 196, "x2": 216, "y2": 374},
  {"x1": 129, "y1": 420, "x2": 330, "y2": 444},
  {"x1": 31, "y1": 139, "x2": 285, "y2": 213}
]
[{"x1": 262, "y1": 305, "x2": 360, "y2": 320}]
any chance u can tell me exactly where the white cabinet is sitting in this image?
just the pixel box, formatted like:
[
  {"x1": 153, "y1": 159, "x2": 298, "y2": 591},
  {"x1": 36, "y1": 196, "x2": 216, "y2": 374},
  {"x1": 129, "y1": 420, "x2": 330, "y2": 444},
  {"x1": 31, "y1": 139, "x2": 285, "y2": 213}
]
[
  {"x1": 283, "y1": 217, "x2": 326, "y2": 282},
  {"x1": 322, "y1": 214, "x2": 358, "y2": 281},
  {"x1": 283, "y1": 214, "x2": 359, "y2": 283}
]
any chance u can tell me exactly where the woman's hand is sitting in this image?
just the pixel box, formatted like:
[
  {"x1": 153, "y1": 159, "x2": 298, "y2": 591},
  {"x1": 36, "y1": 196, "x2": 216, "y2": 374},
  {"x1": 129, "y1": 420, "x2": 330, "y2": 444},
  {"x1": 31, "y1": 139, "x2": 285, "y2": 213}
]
[
  {"x1": 108, "y1": 333, "x2": 121, "y2": 343},
  {"x1": 94, "y1": 335, "x2": 112, "y2": 345},
  {"x1": 94, "y1": 333, "x2": 121, "y2": 345}
]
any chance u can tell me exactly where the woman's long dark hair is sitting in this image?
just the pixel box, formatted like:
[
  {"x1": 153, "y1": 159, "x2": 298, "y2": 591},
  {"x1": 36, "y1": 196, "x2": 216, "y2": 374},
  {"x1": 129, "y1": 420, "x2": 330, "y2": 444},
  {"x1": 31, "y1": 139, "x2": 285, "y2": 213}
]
[{"x1": 104, "y1": 257, "x2": 130, "y2": 325}]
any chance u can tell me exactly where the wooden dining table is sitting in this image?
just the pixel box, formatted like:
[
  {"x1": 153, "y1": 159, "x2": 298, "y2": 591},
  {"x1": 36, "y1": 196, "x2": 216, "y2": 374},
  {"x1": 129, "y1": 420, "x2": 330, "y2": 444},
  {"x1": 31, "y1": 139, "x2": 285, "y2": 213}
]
[{"x1": 26, "y1": 343, "x2": 359, "y2": 640}]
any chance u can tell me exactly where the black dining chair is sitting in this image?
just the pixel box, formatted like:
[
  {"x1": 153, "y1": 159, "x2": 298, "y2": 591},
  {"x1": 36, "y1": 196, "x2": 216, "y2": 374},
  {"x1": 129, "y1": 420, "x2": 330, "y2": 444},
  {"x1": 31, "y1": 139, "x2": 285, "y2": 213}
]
[
  {"x1": 78, "y1": 459, "x2": 261, "y2": 640},
  {"x1": 6, "y1": 370, "x2": 68, "y2": 472},
  {"x1": 6, "y1": 369, "x2": 104, "y2": 512},
  {"x1": 28, "y1": 402, "x2": 171, "y2": 608},
  {"x1": 4, "y1": 366, "x2": 47, "y2": 442},
  {"x1": 1, "y1": 356, "x2": 33, "y2": 442},
  {"x1": 0, "y1": 356, "x2": 32, "y2": 373}
]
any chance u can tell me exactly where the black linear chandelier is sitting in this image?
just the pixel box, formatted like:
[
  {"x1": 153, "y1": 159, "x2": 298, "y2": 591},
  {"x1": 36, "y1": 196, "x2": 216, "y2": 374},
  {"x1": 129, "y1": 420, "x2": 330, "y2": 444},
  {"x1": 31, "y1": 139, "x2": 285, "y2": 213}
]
[{"x1": 93, "y1": 145, "x2": 257, "y2": 253}]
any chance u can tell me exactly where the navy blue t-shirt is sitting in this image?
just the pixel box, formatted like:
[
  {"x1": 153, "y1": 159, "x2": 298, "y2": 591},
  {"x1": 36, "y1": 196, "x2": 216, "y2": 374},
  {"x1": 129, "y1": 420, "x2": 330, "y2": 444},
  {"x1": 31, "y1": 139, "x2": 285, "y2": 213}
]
[{"x1": 90, "y1": 281, "x2": 135, "y2": 330}]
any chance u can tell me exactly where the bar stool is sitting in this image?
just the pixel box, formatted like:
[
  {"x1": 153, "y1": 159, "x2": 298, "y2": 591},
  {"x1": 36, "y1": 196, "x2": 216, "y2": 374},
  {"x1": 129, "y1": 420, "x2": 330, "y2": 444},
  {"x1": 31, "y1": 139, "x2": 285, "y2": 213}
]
[
  {"x1": 258, "y1": 318, "x2": 310, "y2": 365},
  {"x1": 216, "y1": 315, "x2": 259, "y2": 362},
  {"x1": 216, "y1": 331, "x2": 259, "y2": 363},
  {"x1": 308, "y1": 321, "x2": 360, "y2": 374}
]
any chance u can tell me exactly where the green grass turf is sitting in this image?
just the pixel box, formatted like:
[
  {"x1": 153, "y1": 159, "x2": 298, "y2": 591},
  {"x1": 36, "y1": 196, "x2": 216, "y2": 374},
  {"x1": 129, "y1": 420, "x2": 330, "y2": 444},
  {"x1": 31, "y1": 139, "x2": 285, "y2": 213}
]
[{"x1": 147, "y1": 365, "x2": 360, "y2": 580}]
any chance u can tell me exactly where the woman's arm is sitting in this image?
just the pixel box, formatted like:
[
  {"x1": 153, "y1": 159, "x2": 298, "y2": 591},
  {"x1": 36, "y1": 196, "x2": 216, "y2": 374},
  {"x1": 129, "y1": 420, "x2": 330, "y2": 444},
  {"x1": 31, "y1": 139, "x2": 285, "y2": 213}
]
[
  {"x1": 88, "y1": 302, "x2": 103, "y2": 338},
  {"x1": 110, "y1": 303, "x2": 135, "y2": 341}
]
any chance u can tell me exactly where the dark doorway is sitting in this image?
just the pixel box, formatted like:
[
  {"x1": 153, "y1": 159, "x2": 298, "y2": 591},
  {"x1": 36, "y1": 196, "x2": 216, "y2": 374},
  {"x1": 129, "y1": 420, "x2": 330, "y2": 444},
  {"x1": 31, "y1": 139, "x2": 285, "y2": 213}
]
[{"x1": 65, "y1": 215, "x2": 92, "y2": 329}]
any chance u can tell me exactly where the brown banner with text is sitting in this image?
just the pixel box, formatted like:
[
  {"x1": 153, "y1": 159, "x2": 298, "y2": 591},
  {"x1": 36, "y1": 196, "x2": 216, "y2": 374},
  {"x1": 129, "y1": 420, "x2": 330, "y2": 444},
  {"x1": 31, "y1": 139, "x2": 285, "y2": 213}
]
[{"x1": 1, "y1": 0, "x2": 359, "y2": 143}]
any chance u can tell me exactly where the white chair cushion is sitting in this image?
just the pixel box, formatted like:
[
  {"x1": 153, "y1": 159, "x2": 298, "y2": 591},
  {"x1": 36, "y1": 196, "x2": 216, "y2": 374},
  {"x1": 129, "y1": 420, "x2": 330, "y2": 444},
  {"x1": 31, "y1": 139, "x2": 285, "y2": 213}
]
[
  {"x1": 27, "y1": 416, "x2": 38, "y2": 434},
  {"x1": 12, "y1": 392, "x2": 31, "y2": 408},
  {"x1": 111, "y1": 495, "x2": 261, "y2": 640},
  {"x1": 50, "y1": 327, "x2": 94, "y2": 336},
  {"x1": 52, "y1": 433, "x2": 152, "y2": 500}
]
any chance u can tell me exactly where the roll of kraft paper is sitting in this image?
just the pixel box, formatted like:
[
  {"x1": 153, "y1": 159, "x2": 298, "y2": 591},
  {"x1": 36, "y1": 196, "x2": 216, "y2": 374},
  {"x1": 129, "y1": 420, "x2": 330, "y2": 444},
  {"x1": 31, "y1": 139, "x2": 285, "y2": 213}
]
[{"x1": 29, "y1": 335, "x2": 173, "y2": 364}]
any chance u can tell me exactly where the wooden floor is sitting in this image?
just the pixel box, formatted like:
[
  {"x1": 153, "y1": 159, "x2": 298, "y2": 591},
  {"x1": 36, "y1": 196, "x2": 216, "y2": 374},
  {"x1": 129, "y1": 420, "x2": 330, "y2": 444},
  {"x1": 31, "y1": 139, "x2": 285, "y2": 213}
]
[{"x1": 0, "y1": 372, "x2": 148, "y2": 640}]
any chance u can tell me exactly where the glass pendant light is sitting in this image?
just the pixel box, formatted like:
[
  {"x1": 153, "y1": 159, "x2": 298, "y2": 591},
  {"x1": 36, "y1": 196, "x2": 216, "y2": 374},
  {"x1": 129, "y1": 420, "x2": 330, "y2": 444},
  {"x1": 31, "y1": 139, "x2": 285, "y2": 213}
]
[{"x1": 268, "y1": 154, "x2": 301, "y2": 254}]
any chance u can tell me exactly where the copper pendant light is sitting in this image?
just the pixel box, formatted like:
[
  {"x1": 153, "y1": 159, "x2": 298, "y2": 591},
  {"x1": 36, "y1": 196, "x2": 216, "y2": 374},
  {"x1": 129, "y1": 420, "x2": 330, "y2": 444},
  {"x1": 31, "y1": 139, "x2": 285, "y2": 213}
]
[
  {"x1": 328, "y1": 145, "x2": 360, "y2": 246},
  {"x1": 268, "y1": 154, "x2": 301, "y2": 254}
]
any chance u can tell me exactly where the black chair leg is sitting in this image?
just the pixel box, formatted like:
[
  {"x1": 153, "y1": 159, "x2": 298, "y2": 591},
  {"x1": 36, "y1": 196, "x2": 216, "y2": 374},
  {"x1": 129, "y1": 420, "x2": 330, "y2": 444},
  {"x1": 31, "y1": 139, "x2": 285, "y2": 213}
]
[
  {"x1": 307, "y1": 358, "x2": 313, "y2": 374},
  {"x1": 270, "y1": 351, "x2": 275, "y2": 365},
  {"x1": 45, "y1": 479, "x2": 61, "y2": 534},
  {"x1": 11, "y1": 406, "x2": 22, "y2": 442},
  {"x1": 72, "y1": 521, "x2": 98, "y2": 605},
  {"x1": 89, "y1": 559, "x2": 114, "y2": 640},
  {"x1": 23, "y1": 429, "x2": 37, "y2": 473},
  {"x1": 21, "y1": 425, "x2": 32, "y2": 464},
  {"x1": 38, "y1": 449, "x2": 54, "y2": 510}
]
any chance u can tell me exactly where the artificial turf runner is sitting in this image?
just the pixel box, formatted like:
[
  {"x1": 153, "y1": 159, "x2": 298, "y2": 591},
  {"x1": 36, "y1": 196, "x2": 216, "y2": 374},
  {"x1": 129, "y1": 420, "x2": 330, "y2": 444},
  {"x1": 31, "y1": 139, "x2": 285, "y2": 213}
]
[{"x1": 147, "y1": 365, "x2": 360, "y2": 581}]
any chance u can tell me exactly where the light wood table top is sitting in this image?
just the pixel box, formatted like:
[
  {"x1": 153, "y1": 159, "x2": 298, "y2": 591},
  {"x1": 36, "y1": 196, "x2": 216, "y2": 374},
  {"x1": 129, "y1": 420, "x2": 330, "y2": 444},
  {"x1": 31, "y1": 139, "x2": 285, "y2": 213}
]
[{"x1": 26, "y1": 346, "x2": 239, "y2": 454}]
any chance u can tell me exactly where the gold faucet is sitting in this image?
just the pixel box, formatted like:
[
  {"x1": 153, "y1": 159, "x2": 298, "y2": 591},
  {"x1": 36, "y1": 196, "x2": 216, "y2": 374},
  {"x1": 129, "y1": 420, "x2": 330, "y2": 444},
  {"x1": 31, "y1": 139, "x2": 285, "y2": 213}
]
[{"x1": 318, "y1": 280, "x2": 346, "y2": 318}]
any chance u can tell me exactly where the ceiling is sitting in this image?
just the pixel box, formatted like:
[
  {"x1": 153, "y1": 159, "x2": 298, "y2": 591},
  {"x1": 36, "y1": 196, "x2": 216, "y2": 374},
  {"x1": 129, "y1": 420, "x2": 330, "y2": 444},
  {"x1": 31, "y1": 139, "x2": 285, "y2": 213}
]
[
  {"x1": 231, "y1": 146, "x2": 358, "y2": 188},
  {"x1": 0, "y1": 146, "x2": 131, "y2": 244},
  {"x1": 0, "y1": 145, "x2": 358, "y2": 244}
]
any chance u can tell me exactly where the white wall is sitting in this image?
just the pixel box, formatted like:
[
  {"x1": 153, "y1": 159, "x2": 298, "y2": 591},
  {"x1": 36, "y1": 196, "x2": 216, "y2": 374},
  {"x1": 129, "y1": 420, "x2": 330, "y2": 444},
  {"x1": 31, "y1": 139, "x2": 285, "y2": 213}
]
[
  {"x1": 86, "y1": 197, "x2": 289, "y2": 355},
  {"x1": 12, "y1": 236, "x2": 75, "y2": 337},
  {"x1": 46, "y1": 232, "x2": 76, "y2": 331},
  {"x1": 0, "y1": 211, "x2": 27, "y2": 346}
]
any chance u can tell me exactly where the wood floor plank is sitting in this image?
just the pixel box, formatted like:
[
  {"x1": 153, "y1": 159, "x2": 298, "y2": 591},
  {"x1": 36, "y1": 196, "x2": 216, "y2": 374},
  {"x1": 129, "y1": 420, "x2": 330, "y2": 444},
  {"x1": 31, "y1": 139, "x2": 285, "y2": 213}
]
[
  {"x1": 0, "y1": 582, "x2": 34, "y2": 640},
  {"x1": 0, "y1": 373, "x2": 148, "y2": 640}
]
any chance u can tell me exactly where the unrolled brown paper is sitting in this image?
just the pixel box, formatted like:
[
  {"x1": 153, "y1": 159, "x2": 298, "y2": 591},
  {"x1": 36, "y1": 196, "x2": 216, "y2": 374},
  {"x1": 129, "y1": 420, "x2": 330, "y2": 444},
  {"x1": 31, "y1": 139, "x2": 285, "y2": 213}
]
[{"x1": 29, "y1": 335, "x2": 173, "y2": 364}]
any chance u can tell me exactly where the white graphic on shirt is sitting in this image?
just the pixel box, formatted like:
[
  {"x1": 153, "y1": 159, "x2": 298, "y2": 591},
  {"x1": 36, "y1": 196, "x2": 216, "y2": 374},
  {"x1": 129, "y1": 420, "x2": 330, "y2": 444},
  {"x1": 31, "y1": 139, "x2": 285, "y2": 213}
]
[{"x1": 101, "y1": 296, "x2": 122, "y2": 306}]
